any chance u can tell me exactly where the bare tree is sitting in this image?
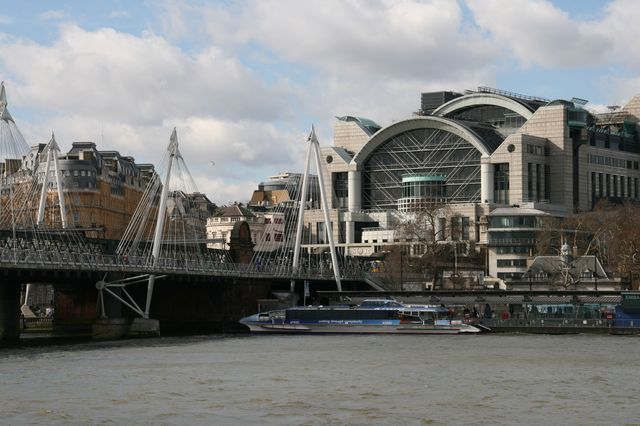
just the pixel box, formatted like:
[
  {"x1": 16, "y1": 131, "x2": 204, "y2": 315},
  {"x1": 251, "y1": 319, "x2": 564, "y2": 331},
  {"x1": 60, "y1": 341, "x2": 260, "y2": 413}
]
[
  {"x1": 393, "y1": 202, "x2": 455, "y2": 289},
  {"x1": 537, "y1": 200, "x2": 640, "y2": 289}
]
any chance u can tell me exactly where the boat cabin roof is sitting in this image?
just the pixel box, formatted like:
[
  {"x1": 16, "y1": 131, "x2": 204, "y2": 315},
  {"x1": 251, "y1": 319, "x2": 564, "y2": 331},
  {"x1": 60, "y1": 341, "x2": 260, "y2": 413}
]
[{"x1": 360, "y1": 299, "x2": 404, "y2": 308}]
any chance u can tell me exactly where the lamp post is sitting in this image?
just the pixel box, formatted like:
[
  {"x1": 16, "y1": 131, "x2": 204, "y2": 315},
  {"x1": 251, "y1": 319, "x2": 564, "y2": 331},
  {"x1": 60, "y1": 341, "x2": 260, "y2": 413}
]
[
  {"x1": 594, "y1": 255, "x2": 598, "y2": 292},
  {"x1": 399, "y1": 248, "x2": 404, "y2": 290}
]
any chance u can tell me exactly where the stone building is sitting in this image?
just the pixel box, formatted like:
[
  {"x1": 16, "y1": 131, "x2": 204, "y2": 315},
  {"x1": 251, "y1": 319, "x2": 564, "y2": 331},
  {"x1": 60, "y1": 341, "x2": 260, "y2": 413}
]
[{"x1": 297, "y1": 86, "x2": 640, "y2": 281}]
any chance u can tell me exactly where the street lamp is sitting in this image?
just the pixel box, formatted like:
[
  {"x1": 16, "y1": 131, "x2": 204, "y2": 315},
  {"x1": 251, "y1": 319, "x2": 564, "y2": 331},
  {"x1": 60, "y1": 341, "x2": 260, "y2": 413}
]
[
  {"x1": 524, "y1": 268, "x2": 534, "y2": 293},
  {"x1": 400, "y1": 248, "x2": 404, "y2": 289},
  {"x1": 594, "y1": 255, "x2": 599, "y2": 292}
]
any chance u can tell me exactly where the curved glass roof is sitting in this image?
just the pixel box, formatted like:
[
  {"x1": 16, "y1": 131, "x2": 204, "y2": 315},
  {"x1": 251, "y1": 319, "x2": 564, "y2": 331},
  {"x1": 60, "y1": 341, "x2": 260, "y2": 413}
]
[
  {"x1": 336, "y1": 115, "x2": 382, "y2": 135},
  {"x1": 361, "y1": 126, "x2": 483, "y2": 209}
]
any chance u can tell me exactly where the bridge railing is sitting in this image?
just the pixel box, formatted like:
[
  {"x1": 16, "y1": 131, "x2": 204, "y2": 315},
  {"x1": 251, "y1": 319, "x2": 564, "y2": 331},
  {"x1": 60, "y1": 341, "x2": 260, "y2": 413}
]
[{"x1": 0, "y1": 247, "x2": 369, "y2": 281}]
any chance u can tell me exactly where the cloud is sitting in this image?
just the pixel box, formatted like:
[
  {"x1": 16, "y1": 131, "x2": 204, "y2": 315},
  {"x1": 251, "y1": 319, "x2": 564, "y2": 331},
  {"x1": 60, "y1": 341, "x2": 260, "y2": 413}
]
[
  {"x1": 203, "y1": 0, "x2": 497, "y2": 82},
  {"x1": 196, "y1": 0, "x2": 499, "y2": 129},
  {"x1": 109, "y1": 10, "x2": 130, "y2": 19},
  {"x1": 39, "y1": 10, "x2": 68, "y2": 21},
  {"x1": 0, "y1": 14, "x2": 11, "y2": 25},
  {"x1": 465, "y1": 0, "x2": 640, "y2": 72},
  {"x1": 0, "y1": 24, "x2": 294, "y2": 126},
  {"x1": 466, "y1": 0, "x2": 613, "y2": 69},
  {"x1": 596, "y1": 0, "x2": 640, "y2": 68},
  {"x1": 0, "y1": 22, "x2": 310, "y2": 204}
]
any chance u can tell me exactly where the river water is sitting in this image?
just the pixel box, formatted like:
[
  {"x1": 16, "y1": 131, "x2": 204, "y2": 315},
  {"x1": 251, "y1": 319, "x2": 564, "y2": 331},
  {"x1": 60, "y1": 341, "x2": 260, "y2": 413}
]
[{"x1": 1, "y1": 334, "x2": 639, "y2": 425}]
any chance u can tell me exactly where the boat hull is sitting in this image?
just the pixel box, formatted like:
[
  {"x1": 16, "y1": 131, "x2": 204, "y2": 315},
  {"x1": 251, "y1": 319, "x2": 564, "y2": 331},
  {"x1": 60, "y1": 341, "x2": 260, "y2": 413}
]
[{"x1": 241, "y1": 321, "x2": 477, "y2": 335}]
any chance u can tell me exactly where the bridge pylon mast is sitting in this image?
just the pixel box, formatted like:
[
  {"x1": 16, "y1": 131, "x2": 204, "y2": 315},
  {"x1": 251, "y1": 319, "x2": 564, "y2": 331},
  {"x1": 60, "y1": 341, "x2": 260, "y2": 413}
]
[
  {"x1": 36, "y1": 132, "x2": 67, "y2": 229},
  {"x1": 144, "y1": 127, "x2": 179, "y2": 318},
  {"x1": 291, "y1": 126, "x2": 342, "y2": 296}
]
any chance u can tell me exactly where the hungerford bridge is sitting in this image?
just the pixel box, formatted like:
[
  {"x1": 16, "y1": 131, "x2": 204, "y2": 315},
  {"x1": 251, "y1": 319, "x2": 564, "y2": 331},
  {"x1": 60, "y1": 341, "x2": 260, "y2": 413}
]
[{"x1": 0, "y1": 86, "x2": 375, "y2": 340}]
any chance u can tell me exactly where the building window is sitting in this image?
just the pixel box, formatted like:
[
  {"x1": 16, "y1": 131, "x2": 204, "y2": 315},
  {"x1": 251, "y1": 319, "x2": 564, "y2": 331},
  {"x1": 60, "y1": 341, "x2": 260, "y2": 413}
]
[
  {"x1": 613, "y1": 175, "x2": 618, "y2": 197},
  {"x1": 317, "y1": 222, "x2": 326, "y2": 244},
  {"x1": 497, "y1": 259, "x2": 528, "y2": 267},
  {"x1": 438, "y1": 217, "x2": 447, "y2": 241},
  {"x1": 527, "y1": 163, "x2": 533, "y2": 200},
  {"x1": 462, "y1": 217, "x2": 470, "y2": 240},
  {"x1": 451, "y1": 216, "x2": 461, "y2": 240},
  {"x1": 544, "y1": 165, "x2": 550, "y2": 201},
  {"x1": 535, "y1": 164, "x2": 541, "y2": 201},
  {"x1": 606, "y1": 174, "x2": 611, "y2": 197},
  {"x1": 494, "y1": 163, "x2": 509, "y2": 204},
  {"x1": 598, "y1": 173, "x2": 603, "y2": 197},
  {"x1": 332, "y1": 172, "x2": 348, "y2": 209}
]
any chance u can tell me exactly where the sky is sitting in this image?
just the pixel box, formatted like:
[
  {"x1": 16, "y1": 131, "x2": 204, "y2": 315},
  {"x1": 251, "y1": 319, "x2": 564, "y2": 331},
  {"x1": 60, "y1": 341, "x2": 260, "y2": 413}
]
[{"x1": 2, "y1": 0, "x2": 640, "y2": 205}]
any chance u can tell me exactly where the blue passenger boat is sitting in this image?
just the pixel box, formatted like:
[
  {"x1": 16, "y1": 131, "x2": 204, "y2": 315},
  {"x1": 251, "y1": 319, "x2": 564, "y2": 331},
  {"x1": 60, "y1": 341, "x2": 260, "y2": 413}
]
[{"x1": 240, "y1": 299, "x2": 483, "y2": 334}]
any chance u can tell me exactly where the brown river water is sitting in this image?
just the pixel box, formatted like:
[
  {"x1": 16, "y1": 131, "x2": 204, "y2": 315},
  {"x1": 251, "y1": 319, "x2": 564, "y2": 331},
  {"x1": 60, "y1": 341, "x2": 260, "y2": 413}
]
[{"x1": 1, "y1": 334, "x2": 639, "y2": 425}]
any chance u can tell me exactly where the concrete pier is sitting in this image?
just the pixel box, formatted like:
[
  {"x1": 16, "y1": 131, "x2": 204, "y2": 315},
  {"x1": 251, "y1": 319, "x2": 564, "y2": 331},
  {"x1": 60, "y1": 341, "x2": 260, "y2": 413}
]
[
  {"x1": 0, "y1": 281, "x2": 21, "y2": 342},
  {"x1": 127, "y1": 318, "x2": 160, "y2": 338}
]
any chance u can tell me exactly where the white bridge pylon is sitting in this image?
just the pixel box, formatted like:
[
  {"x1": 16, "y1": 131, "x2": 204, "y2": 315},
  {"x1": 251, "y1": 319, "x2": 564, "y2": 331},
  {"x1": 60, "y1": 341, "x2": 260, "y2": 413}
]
[
  {"x1": 143, "y1": 127, "x2": 179, "y2": 318},
  {"x1": 291, "y1": 125, "x2": 342, "y2": 293},
  {"x1": 37, "y1": 132, "x2": 68, "y2": 229},
  {"x1": 101, "y1": 127, "x2": 208, "y2": 320}
]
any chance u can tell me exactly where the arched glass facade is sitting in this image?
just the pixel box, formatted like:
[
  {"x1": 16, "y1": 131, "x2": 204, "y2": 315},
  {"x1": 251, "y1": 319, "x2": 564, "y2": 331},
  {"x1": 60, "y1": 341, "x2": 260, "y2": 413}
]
[
  {"x1": 445, "y1": 105, "x2": 526, "y2": 138},
  {"x1": 361, "y1": 127, "x2": 482, "y2": 210}
]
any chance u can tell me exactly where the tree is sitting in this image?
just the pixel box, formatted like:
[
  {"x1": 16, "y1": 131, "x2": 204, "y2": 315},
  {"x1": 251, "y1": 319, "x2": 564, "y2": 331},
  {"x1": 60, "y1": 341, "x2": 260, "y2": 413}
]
[
  {"x1": 536, "y1": 200, "x2": 640, "y2": 289},
  {"x1": 393, "y1": 201, "x2": 455, "y2": 289}
]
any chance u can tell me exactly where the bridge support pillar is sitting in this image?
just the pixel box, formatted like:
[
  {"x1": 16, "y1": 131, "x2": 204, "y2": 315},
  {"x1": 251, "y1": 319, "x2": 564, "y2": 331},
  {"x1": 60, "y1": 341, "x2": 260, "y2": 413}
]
[
  {"x1": 128, "y1": 318, "x2": 160, "y2": 337},
  {"x1": 92, "y1": 318, "x2": 131, "y2": 340},
  {"x1": 0, "y1": 281, "x2": 21, "y2": 342},
  {"x1": 53, "y1": 284, "x2": 98, "y2": 336}
]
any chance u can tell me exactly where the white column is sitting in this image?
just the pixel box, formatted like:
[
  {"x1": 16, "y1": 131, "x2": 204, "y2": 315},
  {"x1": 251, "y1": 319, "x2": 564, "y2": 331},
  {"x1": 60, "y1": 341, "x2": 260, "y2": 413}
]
[
  {"x1": 480, "y1": 160, "x2": 494, "y2": 204},
  {"x1": 345, "y1": 220, "x2": 355, "y2": 244},
  {"x1": 346, "y1": 170, "x2": 361, "y2": 245},
  {"x1": 348, "y1": 170, "x2": 361, "y2": 211}
]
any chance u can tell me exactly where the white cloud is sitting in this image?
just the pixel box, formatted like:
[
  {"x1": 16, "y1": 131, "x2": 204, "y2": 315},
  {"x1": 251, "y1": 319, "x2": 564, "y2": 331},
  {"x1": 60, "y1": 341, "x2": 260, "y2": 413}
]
[
  {"x1": 203, "y1": 0, "x2": 497, "y2": 81},
  {"x1": 596, "y1": 0, "x2": 640, "y2": 68},
  {"x1": 465, "y1": 0, "x2": 640, "y2": 73},
  {"x1": 196, "y1": 0, "x2": 499, "y2": 131},
  {"x1": 466, "y1": 0, "x2": 612, "y2": 69},
  {"x1": 0, "y1": 25, "x2": 293, "y2": 125},
  {"x1": 109, "y1": 10, "x2": 130, "y2": 19},
  {"x1": 0, "y1": 23, "x2": 310, "y2": 204},
  {"x1": 39, "y1": 10, "x2": 68, "y2": 21},
  {"x1": 0, "y1": 14, "x2": 11, "y2": 25}
]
